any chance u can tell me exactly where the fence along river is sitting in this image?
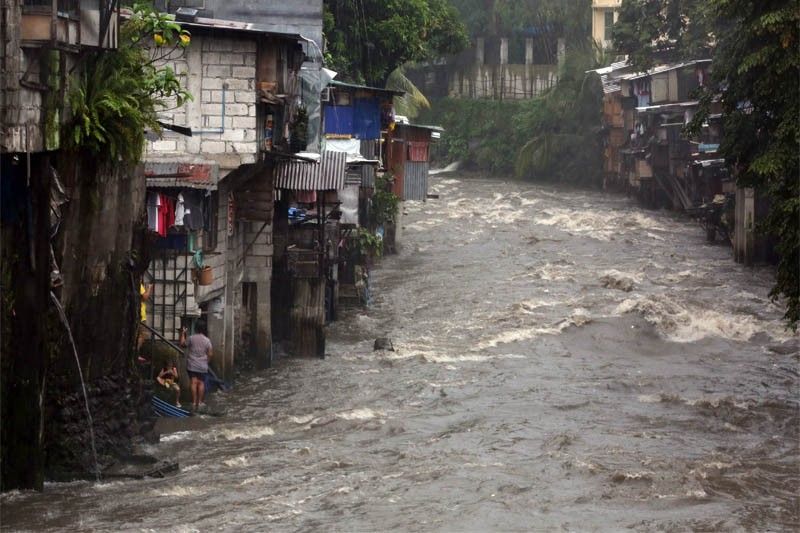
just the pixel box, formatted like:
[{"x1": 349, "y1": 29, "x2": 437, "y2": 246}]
[{"x1": 1, "y1": 175, "x2": 797, "y2": 530}]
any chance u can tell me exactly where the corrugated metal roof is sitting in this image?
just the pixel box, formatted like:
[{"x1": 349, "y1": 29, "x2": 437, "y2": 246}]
[
  {"x1": 275, "y1": 150, "x2": 347, "y2": 191},
  {"x1": 179, "y1": 17, "x2": 303, "y2": 40},
  {"x1": 587, "y1": 60, "x2": 632, "y2": 95},
  {"x1": 119, "y1": 9, "x2": 304, "y2": 40},
  {"x1": 620, "y1": 59, "x2": 712, "y2": 81},
  {"x1": 586, "y1": 60, "x2": 630, "y2": 76}
]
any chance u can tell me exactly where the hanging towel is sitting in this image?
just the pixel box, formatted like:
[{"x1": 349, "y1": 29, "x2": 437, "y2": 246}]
[{"x1": 174, "y1": 193, "x2": 186, "y2": 227}]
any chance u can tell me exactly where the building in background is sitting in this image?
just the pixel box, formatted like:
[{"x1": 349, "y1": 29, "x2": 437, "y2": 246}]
[{"x1": 591, "y1": 0, "x2": 622, "y2": 52}]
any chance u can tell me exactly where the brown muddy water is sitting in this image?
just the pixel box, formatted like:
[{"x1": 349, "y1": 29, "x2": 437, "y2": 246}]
[{"x1": 2, "y1": 175, "x2": 798, "y2": 531}]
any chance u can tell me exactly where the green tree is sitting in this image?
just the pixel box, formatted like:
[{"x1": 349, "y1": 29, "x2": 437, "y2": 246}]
[
  {"x1": 612, "y1": 0, "x2": 714, "y2": 69},
  {"x1": 323, "y1": 0, "x2": 468, "y2": 85},
  {"x1": 614, "y1": 0, "x2": 799, "y2": 328},
  {"x1": 515, "y1": 50, "x2": 604, "y2": 184}
]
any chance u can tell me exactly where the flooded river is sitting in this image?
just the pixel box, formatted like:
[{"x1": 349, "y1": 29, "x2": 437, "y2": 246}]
[{"x1": 2, "y1": 175, "x2": 798, "y2": 531}]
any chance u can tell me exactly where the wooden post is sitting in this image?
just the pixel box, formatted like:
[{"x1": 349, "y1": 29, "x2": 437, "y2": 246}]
[{"x1": 289, "y1": 278, "x2": 325, "y2": 357}]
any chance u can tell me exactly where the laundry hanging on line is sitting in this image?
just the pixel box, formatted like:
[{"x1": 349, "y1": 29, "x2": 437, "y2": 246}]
[{"x1": 146, "y1": 192, "x2": 176, "y2": 237}]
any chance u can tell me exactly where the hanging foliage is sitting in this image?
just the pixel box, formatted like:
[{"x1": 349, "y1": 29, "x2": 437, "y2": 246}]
[{"x1": 63, "y1": 2, "x2": 192, "y2": 165}]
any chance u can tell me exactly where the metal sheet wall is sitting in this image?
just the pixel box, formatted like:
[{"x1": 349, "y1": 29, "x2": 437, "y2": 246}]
[
  {"x1": 360, "y1": 140, "x2": 376, "y2": 188},
  {"x1": 403, "y1": 161, "x2": 429, "y2": 201}
]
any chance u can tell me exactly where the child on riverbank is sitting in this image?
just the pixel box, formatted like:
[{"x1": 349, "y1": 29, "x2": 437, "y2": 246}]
[{"x1": 156, "y1": 362, "x2": 181, "y2": 408}]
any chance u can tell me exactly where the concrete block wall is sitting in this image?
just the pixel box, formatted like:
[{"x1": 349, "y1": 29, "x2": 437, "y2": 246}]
[
  {"x1": 1, "y1": 0, "x2": 45, "y2": 152},
  {"x1": 241, "y1": 221, "x2": 273, "y2": 282},
  {"x1": 195, "y1": 189, "x2": 230, "y2": 303},
  {"x1": 145, "y1": 33, "x2": 259, "y2": 174}
]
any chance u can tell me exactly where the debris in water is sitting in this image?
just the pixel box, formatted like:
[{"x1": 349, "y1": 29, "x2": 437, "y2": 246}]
[{"x1": 374, "y1": 337, "x2": 394, "y2": 351}]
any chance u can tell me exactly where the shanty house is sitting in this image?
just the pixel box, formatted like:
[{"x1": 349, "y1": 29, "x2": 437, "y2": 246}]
[
  {"x1": 386, "y1": 122, "x2": 443, "y2": 202},
  {"x1": 320, "y1": 81, "x2": 401, "y2": 307},
  {"x1": 142, "y1": 12, "x2": 306, "y2": 379}
]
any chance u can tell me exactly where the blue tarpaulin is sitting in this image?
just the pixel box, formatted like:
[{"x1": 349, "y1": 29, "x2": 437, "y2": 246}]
[{"x1": 324, "y1": 98, "x2": 381, "y2": 140}]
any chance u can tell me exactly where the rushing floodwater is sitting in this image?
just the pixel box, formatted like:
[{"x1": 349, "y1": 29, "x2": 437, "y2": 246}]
[{"x1": 2, "y1": 175, "x2": 798, "y2": 531}]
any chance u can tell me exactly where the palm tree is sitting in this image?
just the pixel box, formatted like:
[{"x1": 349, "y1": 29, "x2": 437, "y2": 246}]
[{"x1": 385, "y1": 66, "x2": 430, "y2": 120}]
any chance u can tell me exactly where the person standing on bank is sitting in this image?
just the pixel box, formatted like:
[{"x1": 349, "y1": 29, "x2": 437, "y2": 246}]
[{"x1": 180, "y1": 323, "x2": 213, "y2": 411}]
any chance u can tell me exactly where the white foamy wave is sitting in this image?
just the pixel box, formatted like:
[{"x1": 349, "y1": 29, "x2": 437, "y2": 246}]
[
  {"x1": 623, "y1": 212, "x2": 667, "y2": 231},
  {"x1": 150, "y1": 486, "x2": 203, "y2": 497},
  {"x1": 206, "y1": 426, "x2": 275, "y2": 441},
  {"x1": 93, "y1": 481, "x2": 126, "y2": 491},
  {"x1": 636, "y1": 394, "x2": 663, "y2": 404},
  {"x1": 264, "y1": 509, "x2": 303, "y2": 521},
  {"x1": 422, "y1": 353, "x2": 526, "y2": 363},
  {"x1": 511, "y1": 262, "x2": 575, "y2": 283},
  {"x1": 240, "y1": 475, "x2": 266, "y2": 486},
  {"x1": 336, "y1": 408, "x2": 384, "y2": 421},
  {"x1": 0, "y1": 489, "x2": 31, "y2": 502},
  {"x1": 534, "y1": 208, "x2": 666, "y2": 241},
  {"x1": 476, "y1": 310, "x2": 591, "y2": 349},
  {"x1": 533, "y1": 208, "x2": 618, "y2": 241},
  {"x1": 160, "y1": 431, "x2": 194, "y2": 443},
  {"x1": 289, "y1": 414, "x2": 315, "y2": 425},
  {"x1": 223, "y1": 455, "x2": 249, "y2": 467},
  {"x1": 614, "y1": 295, "x2": 791, "y2": 343}
]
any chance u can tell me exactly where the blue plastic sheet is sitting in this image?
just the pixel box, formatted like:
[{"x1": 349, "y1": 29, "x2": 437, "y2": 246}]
[{"x1": 324, "y1": 97, "x2": 381, "y2": 139}]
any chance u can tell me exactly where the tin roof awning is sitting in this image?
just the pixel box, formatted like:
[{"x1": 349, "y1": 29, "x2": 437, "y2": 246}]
[
  {"x1": 694, "y1": 158, "x2": 726, "y2": 167},
  {"x1": 146, "y1": 177, "x2": 216, "y2": 190},
  {"x1": 275, "y1": 150, "x2": 347, "y2": 191},
  {"x1": 395, "y1": 122, "x2": 445, "y2": 133},
  {"x1": 174, "y1": 17, "x2": 303, "y2": 41},
  {"x1": 144, "y1": 161, "x2": 218, "y2": 189},
  {"x1": 329, "y1": 80, "x2": 404, "y2": 97},
  {"x1": 636, "y1": 101, "x2": 699, "y2": 113}
]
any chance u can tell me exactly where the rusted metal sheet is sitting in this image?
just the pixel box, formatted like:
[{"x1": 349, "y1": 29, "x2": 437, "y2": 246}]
[{"x1": 403, "y1": 161, "x2": 428, "y2": 201}]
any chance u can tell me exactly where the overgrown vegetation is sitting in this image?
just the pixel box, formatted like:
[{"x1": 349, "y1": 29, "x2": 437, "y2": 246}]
[
  {"x1": 419, "y1": 50, "x2": 603, "y2": 186},
  {"x1": 323, "y1": 0, "x2": 468, "y2": 85},
  {"x1": 615, "y1": 0, "x2": 799, "y2": 328},
  {"x1": 514, "y1": 52, "x2": 603, "y2": 184},
  {"x1": 356, "y1": 228, "x2": 384, "y2": 258},
  {"x1": 63, "y1": 3, "x2": 192, "y2": 165},
  {"x1": 420, "y1": 99, "x2": 528, "y2": 175},
  {"x1": 371, "y1": 173, "x2": 401, "y2": 227}
]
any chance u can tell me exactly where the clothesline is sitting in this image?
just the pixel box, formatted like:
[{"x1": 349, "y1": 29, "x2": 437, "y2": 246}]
[{"x1": 146, "y1": 191, "x2": 206, "y2": 237}]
